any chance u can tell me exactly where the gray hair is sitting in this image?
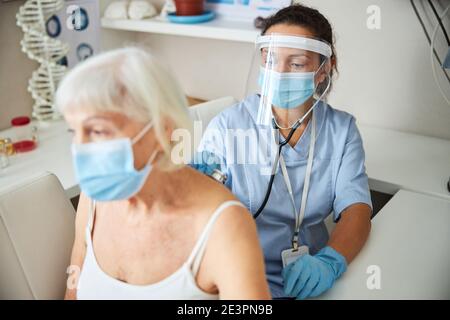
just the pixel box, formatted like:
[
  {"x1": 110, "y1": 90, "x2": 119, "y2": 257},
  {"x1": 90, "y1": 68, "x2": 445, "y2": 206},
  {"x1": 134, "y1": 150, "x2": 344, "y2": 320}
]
[{"x1": 56, "y1": 47, "x2": 193, "y2": 170}]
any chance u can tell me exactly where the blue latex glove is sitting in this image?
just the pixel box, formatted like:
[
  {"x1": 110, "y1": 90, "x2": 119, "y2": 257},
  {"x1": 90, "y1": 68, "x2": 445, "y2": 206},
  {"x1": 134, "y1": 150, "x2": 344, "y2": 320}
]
[
  {"x1": 282, "y1": 246, "x2": 347, "y2": 299},
  {"x1": 189, "y1": 150, "x2": 222, "y2": 177}
]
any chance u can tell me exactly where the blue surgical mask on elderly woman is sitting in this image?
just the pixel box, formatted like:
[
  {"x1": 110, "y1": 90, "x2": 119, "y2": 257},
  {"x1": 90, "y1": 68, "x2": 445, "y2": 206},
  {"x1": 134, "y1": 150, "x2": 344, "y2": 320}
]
[{"x1": 71, "y1": 122, "x2": 157, "y2": 201}]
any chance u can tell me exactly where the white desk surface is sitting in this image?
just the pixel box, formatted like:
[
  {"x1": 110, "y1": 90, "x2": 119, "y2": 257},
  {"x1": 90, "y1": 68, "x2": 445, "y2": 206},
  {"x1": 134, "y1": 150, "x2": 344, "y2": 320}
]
[
  {"x1": 359, "y1": 125, "x2": 450, "y2": 200},
  {"x1": 319, "y1": 190, "x2": 450, "y2": 300},
  {"x1": 0, "y1": 120, "x2": 79, "y2": 199},
  {"x1": 0, "y1": 121, "x2": 449, "y2": 201}
]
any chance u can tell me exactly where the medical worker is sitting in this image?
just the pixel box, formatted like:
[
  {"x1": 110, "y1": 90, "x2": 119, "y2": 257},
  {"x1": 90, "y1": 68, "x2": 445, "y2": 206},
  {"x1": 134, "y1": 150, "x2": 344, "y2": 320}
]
[{"x1": 198, "y1": 4, "x2": 372, "y2": 299}]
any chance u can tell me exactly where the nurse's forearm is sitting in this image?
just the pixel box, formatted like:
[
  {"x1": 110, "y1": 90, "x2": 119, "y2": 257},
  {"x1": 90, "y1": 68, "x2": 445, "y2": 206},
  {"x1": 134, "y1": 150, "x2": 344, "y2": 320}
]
[{"x1": 327, "y1": 203, "x2": 372, "y2": 264}]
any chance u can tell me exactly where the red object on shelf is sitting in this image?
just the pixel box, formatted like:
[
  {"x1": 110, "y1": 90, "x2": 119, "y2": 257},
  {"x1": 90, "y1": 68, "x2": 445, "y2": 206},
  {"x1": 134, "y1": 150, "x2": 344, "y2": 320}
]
[
  {"x1": 11, "y1": 116, "x2": 31, "y2": 126},
  {"x1": 174, "y1": 0, "x2": 204, "y2": 16},
  {"x1": 13, "y1": 140, "x2": 36, "y2": 153}
]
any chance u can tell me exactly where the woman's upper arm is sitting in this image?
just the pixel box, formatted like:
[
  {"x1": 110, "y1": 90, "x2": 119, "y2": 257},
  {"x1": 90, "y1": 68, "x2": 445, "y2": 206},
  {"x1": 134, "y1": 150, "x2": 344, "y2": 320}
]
[
  {"x1": 333, "y1": 118, "x2": 372, "y2": 220},
  {"x1": 65, "y1": 193, "x2": 90, "y2": 299},
  {"x1": 210, "y1": 206, "x2": 271, "y2": 300}
]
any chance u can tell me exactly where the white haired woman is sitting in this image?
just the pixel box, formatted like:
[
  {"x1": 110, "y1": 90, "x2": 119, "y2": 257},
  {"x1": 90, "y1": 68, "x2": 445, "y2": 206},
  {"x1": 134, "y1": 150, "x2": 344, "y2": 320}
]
[{"x1": 58, "y1": 47, "x2": 270, "y2": 300}]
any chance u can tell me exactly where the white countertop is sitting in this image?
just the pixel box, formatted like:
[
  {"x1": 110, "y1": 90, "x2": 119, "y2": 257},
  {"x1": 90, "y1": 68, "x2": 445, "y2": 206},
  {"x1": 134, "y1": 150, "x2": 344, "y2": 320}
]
[
  {"x1": 360, "y1": 125, "x2": 450, "y2": 200},
  {"x1": 319, "y1": 190, "x2": 450, "y2": 299},
  {"x1": 0, "y1": 120, "x2": 79, "y2": 199}
]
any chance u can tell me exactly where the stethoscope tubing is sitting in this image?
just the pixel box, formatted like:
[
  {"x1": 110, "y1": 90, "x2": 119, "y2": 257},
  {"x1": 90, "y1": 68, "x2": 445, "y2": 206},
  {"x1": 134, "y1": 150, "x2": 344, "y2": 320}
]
[{"x1": 252, "y1": 104, "x2": 316, "y2": 219}]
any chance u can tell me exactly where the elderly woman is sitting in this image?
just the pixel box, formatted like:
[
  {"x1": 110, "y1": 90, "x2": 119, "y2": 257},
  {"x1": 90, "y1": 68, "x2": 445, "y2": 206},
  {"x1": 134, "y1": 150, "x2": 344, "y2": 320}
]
[{"x1": 57, "y1": 47, "x2": 270, "y2": 300}]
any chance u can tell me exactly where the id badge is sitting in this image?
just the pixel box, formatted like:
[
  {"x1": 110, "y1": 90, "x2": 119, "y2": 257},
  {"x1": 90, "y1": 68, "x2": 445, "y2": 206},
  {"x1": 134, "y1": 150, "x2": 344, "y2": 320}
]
[{"x1": 281, "y1": 246, "x2": 309, "y2": 268}]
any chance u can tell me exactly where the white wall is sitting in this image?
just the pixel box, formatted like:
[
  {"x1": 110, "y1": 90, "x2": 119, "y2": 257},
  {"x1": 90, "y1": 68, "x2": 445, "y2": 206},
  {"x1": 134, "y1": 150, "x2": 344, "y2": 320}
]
[
  {"x1": 0, "y1": 0, "x2": 37, "y2": 131},
  {"x1": 136, "y1": 0, "x2": 450, "y2": 140},
  {"x1": 299, "y1": 0, "x2": 450, "y2": 140},
  {"x1": 100, "y1": 0, "x2": 139, "y2": 50}
]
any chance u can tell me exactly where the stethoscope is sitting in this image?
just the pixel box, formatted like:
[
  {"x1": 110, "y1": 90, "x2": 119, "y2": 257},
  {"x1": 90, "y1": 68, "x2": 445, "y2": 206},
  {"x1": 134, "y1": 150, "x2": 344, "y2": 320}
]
[
  {"x1": 252, "y1": 72, "x2": 331, "y2": 221},
  {"x1": 252, "y1": 105, "x2": 316, "y2": 219}
]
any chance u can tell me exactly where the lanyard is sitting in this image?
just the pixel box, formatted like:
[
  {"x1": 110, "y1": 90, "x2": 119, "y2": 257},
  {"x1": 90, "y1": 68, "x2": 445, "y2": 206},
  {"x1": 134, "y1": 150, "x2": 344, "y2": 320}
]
[{"x1": 277, "y1": 111, "x2": 316, "y2": 250}]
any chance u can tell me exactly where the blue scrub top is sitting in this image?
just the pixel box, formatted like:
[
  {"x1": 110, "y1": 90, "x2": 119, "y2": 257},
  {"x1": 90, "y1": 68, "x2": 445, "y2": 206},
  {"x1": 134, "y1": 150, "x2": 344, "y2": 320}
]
[{"x1": 198, "y1": 94, "x2": 372, "y2": 297}]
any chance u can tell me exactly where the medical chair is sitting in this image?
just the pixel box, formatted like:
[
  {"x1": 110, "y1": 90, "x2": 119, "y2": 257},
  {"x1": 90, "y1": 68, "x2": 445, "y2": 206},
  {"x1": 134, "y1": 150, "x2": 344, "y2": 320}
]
[
  {"x1": 188, "y1": 96, "x2": 237, "y2": 128},
  {"x1": 0, "y1": 173, "x2": 75, "y2": 299}
]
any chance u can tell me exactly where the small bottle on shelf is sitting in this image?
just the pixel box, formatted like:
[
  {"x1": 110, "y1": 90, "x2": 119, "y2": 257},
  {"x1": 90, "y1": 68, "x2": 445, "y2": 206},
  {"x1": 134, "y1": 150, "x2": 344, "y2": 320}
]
[{"x1": 10, "y1": 116, "x2": 37, "y2": 153}]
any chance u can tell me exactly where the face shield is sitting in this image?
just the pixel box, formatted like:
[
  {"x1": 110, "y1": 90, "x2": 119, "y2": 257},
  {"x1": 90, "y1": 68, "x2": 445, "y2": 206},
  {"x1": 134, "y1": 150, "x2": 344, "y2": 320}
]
[{"x1": 245, "y1": 34, "x2": 332, "y2": 129}]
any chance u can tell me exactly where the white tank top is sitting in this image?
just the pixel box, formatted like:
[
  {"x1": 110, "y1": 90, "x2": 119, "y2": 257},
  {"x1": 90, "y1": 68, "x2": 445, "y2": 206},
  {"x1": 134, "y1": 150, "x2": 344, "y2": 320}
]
[{"x1": 77, "y1": 200, "x2": 245, "y2": 300}]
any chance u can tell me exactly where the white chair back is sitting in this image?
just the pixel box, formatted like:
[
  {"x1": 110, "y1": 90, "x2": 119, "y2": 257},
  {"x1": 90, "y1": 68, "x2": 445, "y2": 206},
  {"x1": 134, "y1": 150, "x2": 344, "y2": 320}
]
[{"x1": 0, "y1": 173, "x2": 75, "y2": 299}]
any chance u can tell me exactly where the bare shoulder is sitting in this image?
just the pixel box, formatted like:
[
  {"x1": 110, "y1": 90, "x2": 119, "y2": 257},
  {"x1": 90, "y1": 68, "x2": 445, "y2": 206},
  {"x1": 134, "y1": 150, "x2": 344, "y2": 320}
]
[
  {"x1": 186, "y1": 169, "x2": 269, "y2": 299},
  {"x1": 179, "y1": 167, "x2": 270, "y2": 298},
  {"x1": 186, "y1": 167, "x2": 236, "y2": 201},
  {"x1": 184, "y1": 166, "x2": 255, "y2": 233},
  {"x1": 184, "y1": 166, "x2": 238, "y2": 205},
  {"x1": 213, "y1": 201, "x2": 255, "y2": 235}
]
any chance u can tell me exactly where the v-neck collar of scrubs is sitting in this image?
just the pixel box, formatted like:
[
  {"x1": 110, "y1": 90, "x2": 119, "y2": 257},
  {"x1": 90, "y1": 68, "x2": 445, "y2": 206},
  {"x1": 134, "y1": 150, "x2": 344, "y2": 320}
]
[{"x1": 244, "y1": 94, "x2": 326, "y2": 161}]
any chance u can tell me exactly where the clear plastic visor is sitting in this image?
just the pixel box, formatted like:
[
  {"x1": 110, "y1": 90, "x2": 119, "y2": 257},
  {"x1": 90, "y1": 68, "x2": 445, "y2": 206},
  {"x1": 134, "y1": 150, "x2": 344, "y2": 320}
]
[{"x1": 245, "y1": 34, "x2": 332, "y2": 128}]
